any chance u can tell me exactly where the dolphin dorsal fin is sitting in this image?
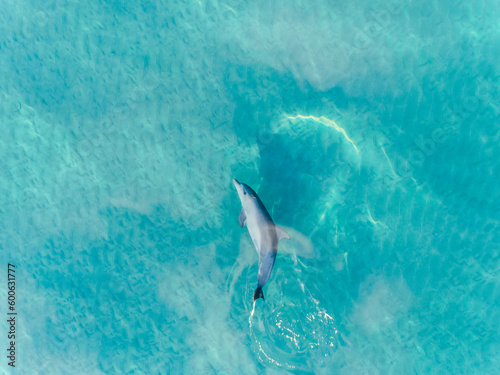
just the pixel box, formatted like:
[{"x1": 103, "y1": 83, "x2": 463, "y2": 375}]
[
  {"x1": 276, "y1": 226, "x2": 290, "y2": 241},
  {"x1": 239, "y1": 209, "x2": 247, "y2": 228}
]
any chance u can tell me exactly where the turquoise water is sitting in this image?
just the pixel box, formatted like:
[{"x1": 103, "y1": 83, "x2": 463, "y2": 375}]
[{"x1": 0, "y1": 0, "x2": 499, "y2": 373}]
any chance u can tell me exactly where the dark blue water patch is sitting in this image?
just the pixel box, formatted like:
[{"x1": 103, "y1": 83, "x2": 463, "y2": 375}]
[{"x1": 27, "y1": 204, "x2": 200, "y2": 372}]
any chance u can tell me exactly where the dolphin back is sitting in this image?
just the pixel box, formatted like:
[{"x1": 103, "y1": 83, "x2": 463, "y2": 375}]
[{"x1": 257, "y1": 249, "x2": 277, "y2": 288}]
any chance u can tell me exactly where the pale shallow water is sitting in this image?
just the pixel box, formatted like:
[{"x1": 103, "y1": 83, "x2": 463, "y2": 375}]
[{"x1": 0, "y1": 0, "x2": 499, "y2": 374}]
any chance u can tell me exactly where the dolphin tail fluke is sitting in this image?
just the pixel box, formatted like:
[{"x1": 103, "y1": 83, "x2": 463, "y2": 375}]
[{"x1": 253, "y1": 286, "x2": 264, "y2": 301}]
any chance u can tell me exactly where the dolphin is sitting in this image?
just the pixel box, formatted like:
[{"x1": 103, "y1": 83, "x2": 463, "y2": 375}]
[{"x1": 233, "y1": 179, "x2": 290, "y2": 300}]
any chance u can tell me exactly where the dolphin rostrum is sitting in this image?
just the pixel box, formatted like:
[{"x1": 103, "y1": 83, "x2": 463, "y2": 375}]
[{"x1": 233, "y1": 179, "x2": 290, "y2": 300}]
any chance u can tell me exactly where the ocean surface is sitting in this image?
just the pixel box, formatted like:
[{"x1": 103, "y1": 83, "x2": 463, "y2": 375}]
[{"x1": 0, "y1": 0, "x2": 499, "y2": 374}]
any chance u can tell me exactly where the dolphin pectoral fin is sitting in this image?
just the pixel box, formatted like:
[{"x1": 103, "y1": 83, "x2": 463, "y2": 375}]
[
  {"x1": 238, "y1": 209, "x2": 247, "y2": 228},
  {"x1": 276, "y1": 226, "x2": 290, "y2": 241}
]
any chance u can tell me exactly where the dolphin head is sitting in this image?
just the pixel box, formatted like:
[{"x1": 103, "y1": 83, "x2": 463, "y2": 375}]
[{"x1": 233, "y1": 179, "x2": 257, "y2": 205}]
